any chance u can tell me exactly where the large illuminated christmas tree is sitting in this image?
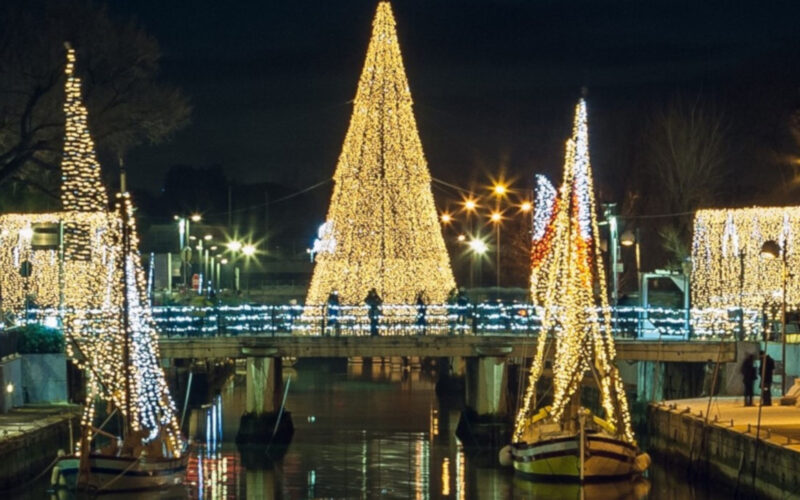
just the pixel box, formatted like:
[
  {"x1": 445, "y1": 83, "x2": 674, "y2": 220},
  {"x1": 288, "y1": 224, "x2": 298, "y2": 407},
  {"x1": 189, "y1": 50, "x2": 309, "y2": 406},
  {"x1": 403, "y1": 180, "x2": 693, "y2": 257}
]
[
  {"x1": 515, "y1": 99, "x2": 634, "y2": 443},
  {"x1": 305, "y1": 2, "x2": 455, "y2": 307}
]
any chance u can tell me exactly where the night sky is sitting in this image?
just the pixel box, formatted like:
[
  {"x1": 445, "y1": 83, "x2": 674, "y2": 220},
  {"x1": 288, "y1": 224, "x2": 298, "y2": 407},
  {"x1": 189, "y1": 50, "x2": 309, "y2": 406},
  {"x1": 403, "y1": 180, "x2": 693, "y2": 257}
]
[{"x1": 112, "y1": 1, "x2": 800, "y2": 205}]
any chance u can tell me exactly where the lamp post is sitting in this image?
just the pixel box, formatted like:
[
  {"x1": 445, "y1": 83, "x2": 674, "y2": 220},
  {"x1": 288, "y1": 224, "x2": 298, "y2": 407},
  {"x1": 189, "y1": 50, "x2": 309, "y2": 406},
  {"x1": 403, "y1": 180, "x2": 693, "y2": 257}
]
[
  {"x1": 227, "y1": 240, "x2": 242, "y2": 294},
  {"x1": 490, "y1": 211, "x2": 502, "y2": 289},
  {"x1": 760, "y1": 239, "x2": 787, "y2": 395},
  {"x1": 620, "y1": 228, "x2": 641, "y2": 291},
  {"x1": 491, "y1": 182, "x2": 507, "y2": 291},
  {"x1": 242, "y1": 243, "x2": 256, "y2": 296}
]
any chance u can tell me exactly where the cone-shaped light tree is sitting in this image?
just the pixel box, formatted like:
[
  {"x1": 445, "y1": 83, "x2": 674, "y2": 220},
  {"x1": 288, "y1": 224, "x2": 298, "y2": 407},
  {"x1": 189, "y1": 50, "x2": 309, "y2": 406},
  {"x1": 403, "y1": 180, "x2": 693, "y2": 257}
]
[
  {"x1": 57, "y1": 46, "x2": 183, "y2": 455},
  {"x1": 514, "y1": 99, "x2": 634, "y2": 444},
  {"x1": 305, "y1": 2, "x2": 455, "y2": 307},
  {"x1": 61, "y1": 44, "x2": 109, "y2": 213}
]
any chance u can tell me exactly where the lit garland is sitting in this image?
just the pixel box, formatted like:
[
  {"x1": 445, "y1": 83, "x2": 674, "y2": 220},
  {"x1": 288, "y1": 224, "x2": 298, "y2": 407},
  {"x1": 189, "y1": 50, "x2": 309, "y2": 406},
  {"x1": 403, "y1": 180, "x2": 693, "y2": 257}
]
[
  {"x1": 0, "y1": 46, "x2": 182, "y2": 456},
  {"x1": 515, "y1": 99, "x2": 634, "y2": 444},
  {"x1": 692, "y1": 207, "x2": 800, "y2": 326},
  {"x1": 61, "y1": 45, "x2": 108, "y2": 214},
  {"x1": 303, "y1": 2, "x2": 455, "y2": 323}
]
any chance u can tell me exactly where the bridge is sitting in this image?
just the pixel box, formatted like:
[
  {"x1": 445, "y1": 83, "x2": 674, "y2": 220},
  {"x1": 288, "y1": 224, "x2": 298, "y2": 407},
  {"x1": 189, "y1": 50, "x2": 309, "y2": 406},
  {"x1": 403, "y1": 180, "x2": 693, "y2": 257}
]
[
  {"x1": 148, "y1": 302, "x2": 762, "y2": 339},
  {"x1": 158, "y1": 335, "x2": 739, "y2": 363}
]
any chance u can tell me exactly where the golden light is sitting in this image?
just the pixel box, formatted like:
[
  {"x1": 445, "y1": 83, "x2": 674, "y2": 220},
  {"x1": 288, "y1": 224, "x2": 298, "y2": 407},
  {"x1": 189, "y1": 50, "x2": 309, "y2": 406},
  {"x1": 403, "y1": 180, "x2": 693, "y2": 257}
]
[
  {"x1": 620, "y1": 230, "x2": 635, "y2": 247},
  {"x1": 691, "y1": 207, "x2": 800, "y2": 338},
  {"x1": 303, "y1": 1, "x2": 455, "y2": 318},
  {"x1": 441, "y1": 213, "x2": 452, "y2": 223},
  {"x1": 0, "y1": 44, "x2": 185, "y2": 459},
  {"x1": 520, "y1": 201, "x2": 533, "y2": 213},
  {"x1": 203, "y1": 234, "x2": 213, "y2": 241},
  {"x1": 242, "y1": 244, "x2": 256, "y2": 257},
  {"x1": 490, "y1": 211, "x2": 502, "y2": 223},
  {"x1": 468, "y1": 238, "x2": 488, "y2": 254},
  {"x1": 457, "y1": 234, "x2": 466, "y2": 242},
  {"x1": 190, "y1": 214, "x2": 202, "y2": 222},
  {"x1": 463, "y1": 199, "x2": 477, "y2": 212},
  {"x1": 515, "y1": 99, "x2": 634, "y2": 445},
  {"x1": 227, "y1": 240, "x2": 242, "y2": 252},
  {"x1": 493, "y1": 184, "x2": 507, "y2": 196}
]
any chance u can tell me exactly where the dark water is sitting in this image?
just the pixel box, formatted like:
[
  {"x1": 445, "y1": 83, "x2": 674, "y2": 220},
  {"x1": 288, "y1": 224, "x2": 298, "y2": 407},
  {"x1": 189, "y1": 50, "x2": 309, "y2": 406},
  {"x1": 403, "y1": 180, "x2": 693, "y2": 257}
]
[{"x1": 16, "y1": 358, "x2": 737, "y2": 499}]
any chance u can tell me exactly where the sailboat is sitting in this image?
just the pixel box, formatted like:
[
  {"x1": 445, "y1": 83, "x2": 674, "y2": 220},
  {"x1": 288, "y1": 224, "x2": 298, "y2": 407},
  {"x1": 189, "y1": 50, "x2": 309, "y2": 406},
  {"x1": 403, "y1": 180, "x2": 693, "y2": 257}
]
[
  {"x1": 50, "y1": 187, "x2": 188, "y2": 493},
  {"x1": 506, "y1": 99, "x2": 650, "y2": 482}
]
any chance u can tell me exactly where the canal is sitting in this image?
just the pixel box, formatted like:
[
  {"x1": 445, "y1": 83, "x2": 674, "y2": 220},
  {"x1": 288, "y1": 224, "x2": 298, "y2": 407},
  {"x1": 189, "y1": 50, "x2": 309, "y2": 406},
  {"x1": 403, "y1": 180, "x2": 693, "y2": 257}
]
[{"x1": 15, "y1": 358, "x2": 738, "y2": 499}]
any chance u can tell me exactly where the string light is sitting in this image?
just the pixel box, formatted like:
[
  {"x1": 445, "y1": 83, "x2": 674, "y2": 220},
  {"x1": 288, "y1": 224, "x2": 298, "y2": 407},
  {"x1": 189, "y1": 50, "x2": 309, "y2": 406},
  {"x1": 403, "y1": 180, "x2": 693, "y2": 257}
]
[
  {"x1": 0, "y1": 46, "x2": 182, "y2": 457},
  {"x1": 692, "y1": 207, "x2": 800, "y2": 331},
  {"x1": 515, "y1": 99, "x2": 634, "y2": 444},
  {"x1": 304, "y1": 2, "x2": 455, "y2": 320}
]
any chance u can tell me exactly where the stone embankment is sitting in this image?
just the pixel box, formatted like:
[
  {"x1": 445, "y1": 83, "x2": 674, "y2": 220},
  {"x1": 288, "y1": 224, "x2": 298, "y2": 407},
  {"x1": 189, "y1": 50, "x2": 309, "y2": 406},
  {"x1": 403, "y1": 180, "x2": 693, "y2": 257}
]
[
  {"x1": 648, "y1": 397, "x2": 800, "y2": 499},
  {"x1": 0, "y1": 404, "x2": 79, "y2": 491}
]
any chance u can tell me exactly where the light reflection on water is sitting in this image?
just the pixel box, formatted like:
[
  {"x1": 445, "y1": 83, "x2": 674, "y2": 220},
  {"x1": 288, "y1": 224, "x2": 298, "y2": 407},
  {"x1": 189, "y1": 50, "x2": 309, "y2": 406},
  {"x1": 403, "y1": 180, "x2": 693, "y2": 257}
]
[
  {"x1": 17, "y1": 358, "x2": 735, "y2": 500},
  {"x1": 182, "y1": 358, "x2": 734, "y2": 500}
]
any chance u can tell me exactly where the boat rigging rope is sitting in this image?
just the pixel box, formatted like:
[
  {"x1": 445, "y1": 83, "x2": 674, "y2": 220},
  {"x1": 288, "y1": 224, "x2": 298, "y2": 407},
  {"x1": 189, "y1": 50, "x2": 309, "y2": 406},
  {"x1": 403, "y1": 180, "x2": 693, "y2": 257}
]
[{"x1": 96, "y1": 452, "x2": 144, "y2": 492}]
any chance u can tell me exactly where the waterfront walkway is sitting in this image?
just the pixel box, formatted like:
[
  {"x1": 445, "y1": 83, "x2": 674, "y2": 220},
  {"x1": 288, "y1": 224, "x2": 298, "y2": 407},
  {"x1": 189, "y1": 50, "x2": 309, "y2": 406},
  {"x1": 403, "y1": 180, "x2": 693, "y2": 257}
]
[
  {"x1": 0, "y1": 403, "x2": 78, "y2": 442},
  {"x1": 656, "y1": 397, "x2": 800, "y2": 448},
  {"x1": 0, "y1": 404, "x2": 79, "y2": 490}
]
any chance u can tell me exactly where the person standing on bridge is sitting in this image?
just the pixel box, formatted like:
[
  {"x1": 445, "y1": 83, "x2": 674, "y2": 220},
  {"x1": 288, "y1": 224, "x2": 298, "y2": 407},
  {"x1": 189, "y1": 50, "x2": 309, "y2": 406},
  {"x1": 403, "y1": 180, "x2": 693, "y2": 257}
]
[
  {"x1": 456, "y1": 289, "x2": 471, "y2": 335},
  {"x1": 416, "y1": 290, "x2": 428, "y2": 335},
  {"x1": 741, "y1": 353, "x2": 757, "y2": 406},
  {"x1": 326, "y1": 290, "x2": 340, "y2": 336},
  {"x1": 759, "y1": 350, "x2": 775, "y2": 406},
  {"x1": 365, "y1": 288, "x2": 383, "y2": 337}
]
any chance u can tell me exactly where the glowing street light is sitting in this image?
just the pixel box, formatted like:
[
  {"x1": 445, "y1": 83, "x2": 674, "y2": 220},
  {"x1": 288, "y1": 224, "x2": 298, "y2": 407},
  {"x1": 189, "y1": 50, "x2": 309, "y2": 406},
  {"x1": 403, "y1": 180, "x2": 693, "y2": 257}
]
[
  {"x1": 457, "y1": 234, "x2": 466, "y2": 242},
  {"x1": 520, "y1": 201, "x2": 533, "y2": 213},
  {"x1": 203, "y1": 234, "x2": 213, "y2": 241},
  {"x1": 242, "y1": 244, "x2": 256, "y2": 257},
  {"x1": 190, "y1": 214, "x2": 202, "y2": 222},
  {"x1": 464, "y1": 199, "x2": 477, "y2": 212},
  {"x1": 227, "y1": 240, "x2": 242, "y2": 252},
  {"x1": 468, "y1": 238, "x2": 488, "y2": 254},
  {"x1": 493, "y1": 183, "x2": 507, "y2": 196},
  {"x1": 490, "y1": 211, "x2": 502, "y2": 223},
  {"x1": 441, "y1": 213, "x2": 452, "y2": 224}
]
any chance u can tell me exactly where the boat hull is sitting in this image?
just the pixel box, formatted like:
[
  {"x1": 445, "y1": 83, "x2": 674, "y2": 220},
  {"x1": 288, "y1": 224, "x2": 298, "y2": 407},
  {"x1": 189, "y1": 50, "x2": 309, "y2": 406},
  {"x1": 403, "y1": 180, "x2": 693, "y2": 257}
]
[
  {"x1": 52, "y1": 453, "x2": 188, "y2": 493},
  {"x1": 512, "y1": 434, "x2": 639, "y2": 482}
]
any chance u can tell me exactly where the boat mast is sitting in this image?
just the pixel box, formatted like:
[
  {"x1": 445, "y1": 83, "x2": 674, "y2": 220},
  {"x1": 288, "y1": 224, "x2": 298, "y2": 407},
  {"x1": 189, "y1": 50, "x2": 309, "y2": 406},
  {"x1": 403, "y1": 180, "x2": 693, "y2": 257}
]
[{"x1": 120, "y1": 167, "x2": 132, "y2": 439}]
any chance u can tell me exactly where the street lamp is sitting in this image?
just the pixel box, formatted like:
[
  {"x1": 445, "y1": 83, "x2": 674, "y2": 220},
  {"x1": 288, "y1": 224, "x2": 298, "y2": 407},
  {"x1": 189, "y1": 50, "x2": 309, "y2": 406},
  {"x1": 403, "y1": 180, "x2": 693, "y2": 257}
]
[
  {"x1": 519, "y1": 201, "x2": 532, "y2": 213},
  {"x1": 760, "y1": 239, "x2": 788, "y2": 395},
  {"x1": 490, "y1": 211, "x2": 503, "y2": 289},
  {"x1": 441, "y1": 213, "x2": 452, "y2": 224},
  {"x1": 190, "y1": 213, "x2": 202, "y2": 223},
  {"x1": 621, "y1": 228, "x2": 641, "y2": 291}
]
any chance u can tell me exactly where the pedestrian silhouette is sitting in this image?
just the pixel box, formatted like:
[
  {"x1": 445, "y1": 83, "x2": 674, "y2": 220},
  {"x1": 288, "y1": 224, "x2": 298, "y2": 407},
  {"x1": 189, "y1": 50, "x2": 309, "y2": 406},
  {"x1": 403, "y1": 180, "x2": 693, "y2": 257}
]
[
  {"x1": 741, "y1": 353, "x2": 757, "y2": 406},
  {"x1": 365, "y1": 288, "x2": 383, "y2": 337},
  {"x1": 760, "y1": 351, "x2": 775, "y2": 406},
  {"x1": 326, "y1": 290, "x2": 340, "y2": 336},
  {"x1": 456, "y1": 289, "x2": 471, "y2": 335},
  {"x1": 415, "y1": 291, "x2": 428, "y2": 335}
]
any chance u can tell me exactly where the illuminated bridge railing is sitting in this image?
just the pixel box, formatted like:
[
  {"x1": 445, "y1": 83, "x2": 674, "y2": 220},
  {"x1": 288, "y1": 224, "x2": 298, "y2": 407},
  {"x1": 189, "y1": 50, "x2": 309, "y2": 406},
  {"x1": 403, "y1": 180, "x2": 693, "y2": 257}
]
[{"x1": 143, "y1": 303, "x2": 763, "y2": 339}]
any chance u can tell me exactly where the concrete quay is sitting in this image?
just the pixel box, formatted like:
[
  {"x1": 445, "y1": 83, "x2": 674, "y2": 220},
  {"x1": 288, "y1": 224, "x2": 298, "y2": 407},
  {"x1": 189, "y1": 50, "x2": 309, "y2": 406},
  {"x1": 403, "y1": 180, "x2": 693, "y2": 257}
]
[
  {"x1": 0, "y1": 404, "x2": 80, "y2": 491},
  {"x1": 648, "y1": 397, "x2": 800, "y2": 499}
]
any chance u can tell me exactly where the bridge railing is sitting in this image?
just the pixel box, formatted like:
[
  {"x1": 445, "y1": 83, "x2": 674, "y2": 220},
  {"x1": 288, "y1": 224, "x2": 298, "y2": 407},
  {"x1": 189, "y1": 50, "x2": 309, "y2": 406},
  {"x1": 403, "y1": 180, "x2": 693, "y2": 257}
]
[
  {"x1": 2, "y1": 303, "x2": 763, "y2": 339},
  {"x1": 145, "y1": 303, "x2": 762, "y2": 339}
]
